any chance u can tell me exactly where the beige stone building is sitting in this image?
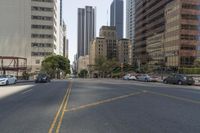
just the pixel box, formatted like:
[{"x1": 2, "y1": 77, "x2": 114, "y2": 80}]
[
  {"x1": 99, "y1": 26, "x2": 117, "y2": 60},
  {"x1": 78, "y1": 55, "x2": 89, "y2": 73},
  {"x1": 117, "y1": 39, "x2": 132, "y2": 65},
  {"x1": 146, "y1": 33, "x2": 165, "y2": 66},
  {"x1": 89, "y1": 37, "x2": 107, "y2": 65},
  {"x1": 89, "y1": 26, "x2": 132, "y2": 68}
]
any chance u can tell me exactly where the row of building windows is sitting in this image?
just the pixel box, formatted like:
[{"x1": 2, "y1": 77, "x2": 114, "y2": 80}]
[
  {"x1": 180, "y1": 56, "x2": 195, "y2": 65},
  {"x1": 31, "y1": 25, "x2": 53, "y2": 30},
  {"x1": 31, "y1": 34, "x2": 53, "y2": 39},
  {"x1": 181, "y1": 34, "x2": 200, "y2": 41},
  {"x1": 182, "y1": 3, "x2": 200, "y2": 10},
  {"x1": 31, "y1": 6, "x2": 53, "y2": 12},
  {"x1": 31, "y1": 52, "x2": 52, "y2": 56},
  {"x1": 32, "y1": 0, "x2": 53, "y2": 2},
  {"x1": 31, "y1": 43, "x2": 52, "y2": 47},
  {"x1": 181, "y1": 45, "x2": 196, "y2": 50},
  {"x1": 181, "y1": 14, "x2": 200, "y2": 20},
  {"x1": 181, "y1": 24, "x2": 199, "y2": 31},
  {"x1": 32, "y1": 15, "x2": 53, "y2": 21}
]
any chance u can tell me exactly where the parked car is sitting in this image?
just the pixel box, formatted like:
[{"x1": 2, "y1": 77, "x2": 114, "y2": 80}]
[
  {"x1": 128, "y1": 75, "x2": 137, "y2": 80},
  {"x1": 0, "y1": 75, "x2": 17, "y2": 86},
  {"x1": 123, "y1": 74, "x2": 131, "y2": 80},
  {"x1": 150, "y1": 76, "x2": 160, "y2": 82},
  {"x1": 136, "y1": 74, "x2": 152, "y2": 82},
  {"x1": 35, "y1": 73, "x2": 51, "y2": 83},
  {"x1": 163, "y1": 74, "x2": 195, "y2": 85}
]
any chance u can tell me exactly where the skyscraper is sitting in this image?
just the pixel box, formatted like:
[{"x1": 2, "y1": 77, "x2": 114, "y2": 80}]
[
  {"x1": 110, "y1": 0, "x2": 124, "y2": 39},
  {"x1": 77, "y1": 6, "x2": 96, "y2": 58},
  {"x1": 126, "y1": 0, "x2": 135, "y2": 65},
  {"x1": 126, "y1": 0, "x2": 135, "y2": 46},
  {"x1": 77, "y1": 8, "x2": 85, "y2": 57},
  {"x1": 0, "y1": 0, "x2": 63, "y2": 73}
]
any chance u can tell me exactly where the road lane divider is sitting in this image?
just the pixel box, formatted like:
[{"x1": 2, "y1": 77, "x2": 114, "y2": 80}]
[
  {"x1": 48, "y1": 81, "x2": 72, "y2": 133},
  {"x1": 55, "y1": 85, "x2": 72, "y2": 133},
  {"x1": 21, "y1": 89, "x2": 33, "y2": 94},
  {"x1": 65, "y1": 91, "x2": 146, "y2": 113},
  {"x1": 148, "y1": 91, "x2": 200, "y2": 104}
]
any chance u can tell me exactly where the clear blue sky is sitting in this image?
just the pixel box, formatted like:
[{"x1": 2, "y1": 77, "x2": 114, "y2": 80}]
[{"x1": 63, "y1": 0, "x2": 126, "y2": 63}]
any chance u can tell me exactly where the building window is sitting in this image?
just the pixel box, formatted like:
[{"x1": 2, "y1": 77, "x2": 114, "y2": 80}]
[
  {"x1": 31, "y1": 6, "x2": 53, "y2": 12},
  {"x1": 181, "y1": 24, "x2": 199, "y2": 31},
  {"x1": 31, "y1": 52, "x2": 52, "y2": 57},
  {"x1": 32, "y1": 0, "x2": 53, "y2": 2},
  {"x1": 182, "y1": 3, "x2": 200, "y2": 10},
  {"x1": 31, "y1": 43, "x2": 52, "y2": 48},
  {"x1": 31, "y1": 25, "x2": 53, "y2": 30},
  {"x1": 31, "y1": 34, "x2": 53, "y2": 39},
  {"x1": 31, "y1": 16, "x2": 53, "y2": 21},
  {"x1": 35, "y1": 60, "x2": 40, "y2": 64},
  {"x1": 181, "y1": 34, "x2": 199, "y2": 40}
]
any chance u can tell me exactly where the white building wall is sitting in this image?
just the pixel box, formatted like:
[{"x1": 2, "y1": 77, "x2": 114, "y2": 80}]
[
  {"x1": 0, "y1": 0, "x2": 31, "y2": 63},
  {"x1": 0, "y1": 0, "x2": 62, "y2": 73}
]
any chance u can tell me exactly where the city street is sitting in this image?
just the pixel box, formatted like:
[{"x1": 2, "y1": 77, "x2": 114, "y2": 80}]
[{"x1": 0, "y1": 79, "x2": 200, "y2": 133}]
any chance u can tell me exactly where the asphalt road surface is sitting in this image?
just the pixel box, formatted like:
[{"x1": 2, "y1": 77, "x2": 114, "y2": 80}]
[{"x1": 0, "y1": 79, "x2": 200, "y2": 133}]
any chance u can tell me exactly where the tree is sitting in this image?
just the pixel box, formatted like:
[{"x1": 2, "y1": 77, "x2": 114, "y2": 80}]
[
  {"x1": 41, "y1": 55, "x2": 70, "y2": 78},
  {"x1": 95, "y1": 56, "x2": 120, "y2": 78},
  {"x1": 95, "y1": 56, "x2": 107, "y2": 78},
  {"x1": 79, "y1": 69, "x2": 88, "y2": 78},
  {"x1": 194, "y1": 58, "x2": 200, "y2": 67}
]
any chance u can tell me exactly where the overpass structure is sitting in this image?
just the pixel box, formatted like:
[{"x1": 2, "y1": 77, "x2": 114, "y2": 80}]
[{"x1": 0, "y1": 56, "x2": 27, "y2": 76}]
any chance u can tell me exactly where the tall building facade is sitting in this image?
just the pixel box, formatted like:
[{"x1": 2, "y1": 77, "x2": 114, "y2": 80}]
[
  {"x1": 99, "y1": 26, "x2": 117, "y2": 59},
  {"x1": 117, "y1": 39, "x2": 132, "y2": 64},
  {"x1": 110, "y1": 0, "x2": 124, "y2": 39},
  {"x1": 126, "y1": 0, "x2": 135, "y2": 45},
  {"x1": 164, "y1": 0, "x2": 200, "y2": 68},
  {"x1": 0, "y1": 0, "x2": 63, "y2": 73},
  {"x1": 77, "y1": 6, "x2": 96, "y2": 58},
  {"x1": 134, "y1": 0, "x2": 173, "y2": 65}
]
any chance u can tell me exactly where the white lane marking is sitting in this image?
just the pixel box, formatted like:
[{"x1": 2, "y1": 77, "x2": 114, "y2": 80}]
[{"x1": 21, "y1": 89, "x2": 33, "y2": 94}]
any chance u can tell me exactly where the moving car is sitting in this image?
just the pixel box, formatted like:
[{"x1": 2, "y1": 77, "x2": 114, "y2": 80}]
[
  {"x1": 136, "y1": 74, "x2": 152, "y2": 82},
  {"x1": 0, "y1": 75, "x2": 17, "y2": 86},
  {"x1": 163, "y1": 74, "x2": 195, "y2": 85},
  {"x1": 35, "y1": 73, "x2": 51, "y2": 83}
]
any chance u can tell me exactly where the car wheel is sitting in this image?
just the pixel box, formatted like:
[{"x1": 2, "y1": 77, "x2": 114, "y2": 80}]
[
  {"x1": 6, "y1": 80, "x2": 9, "y2": 85},
  {"x1": 164, "y1": 80, "x2": 168, "y2": 84},
  {"x1": 178, "y1": 81, "x2": 183, "y2": 85}
]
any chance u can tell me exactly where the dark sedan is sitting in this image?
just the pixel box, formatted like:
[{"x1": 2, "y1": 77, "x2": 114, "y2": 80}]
[
  {"x1": 163, "y1": 74, "x2": 195, "y2": 85},
  {"x1": 35, "y1": 74, "x2": 51, "y2": 83}
]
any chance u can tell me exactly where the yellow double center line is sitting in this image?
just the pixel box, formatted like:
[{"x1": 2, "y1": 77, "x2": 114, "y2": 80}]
[{"x1": 48, "y1": 81, "x2": 72, "y2": 133}]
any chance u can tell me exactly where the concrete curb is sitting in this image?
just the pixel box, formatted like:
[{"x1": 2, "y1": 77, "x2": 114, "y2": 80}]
[{"x1": 16, "y1": 80, "x2": 35, "y2": 83}]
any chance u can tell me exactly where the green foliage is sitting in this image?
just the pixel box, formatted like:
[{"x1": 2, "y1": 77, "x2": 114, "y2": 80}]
[
  {"x1": 22, "y1": 71, "x2": 30, "y2": 80},
  {"x1": 41, "y1": 55, "x2": 70, "y2": 78},
  {"x1": 194, "y1": 59, "x2": 200, "y2": 67},
  {"x1": 95, "y1": 56, "x2": 119, "y2": 78},
  {"x1": 79, "y1": 69, "x2": 88, "y2": 78},
  {"x1": 179, "y1": 67, "x2": 200, "y2": 74}
]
